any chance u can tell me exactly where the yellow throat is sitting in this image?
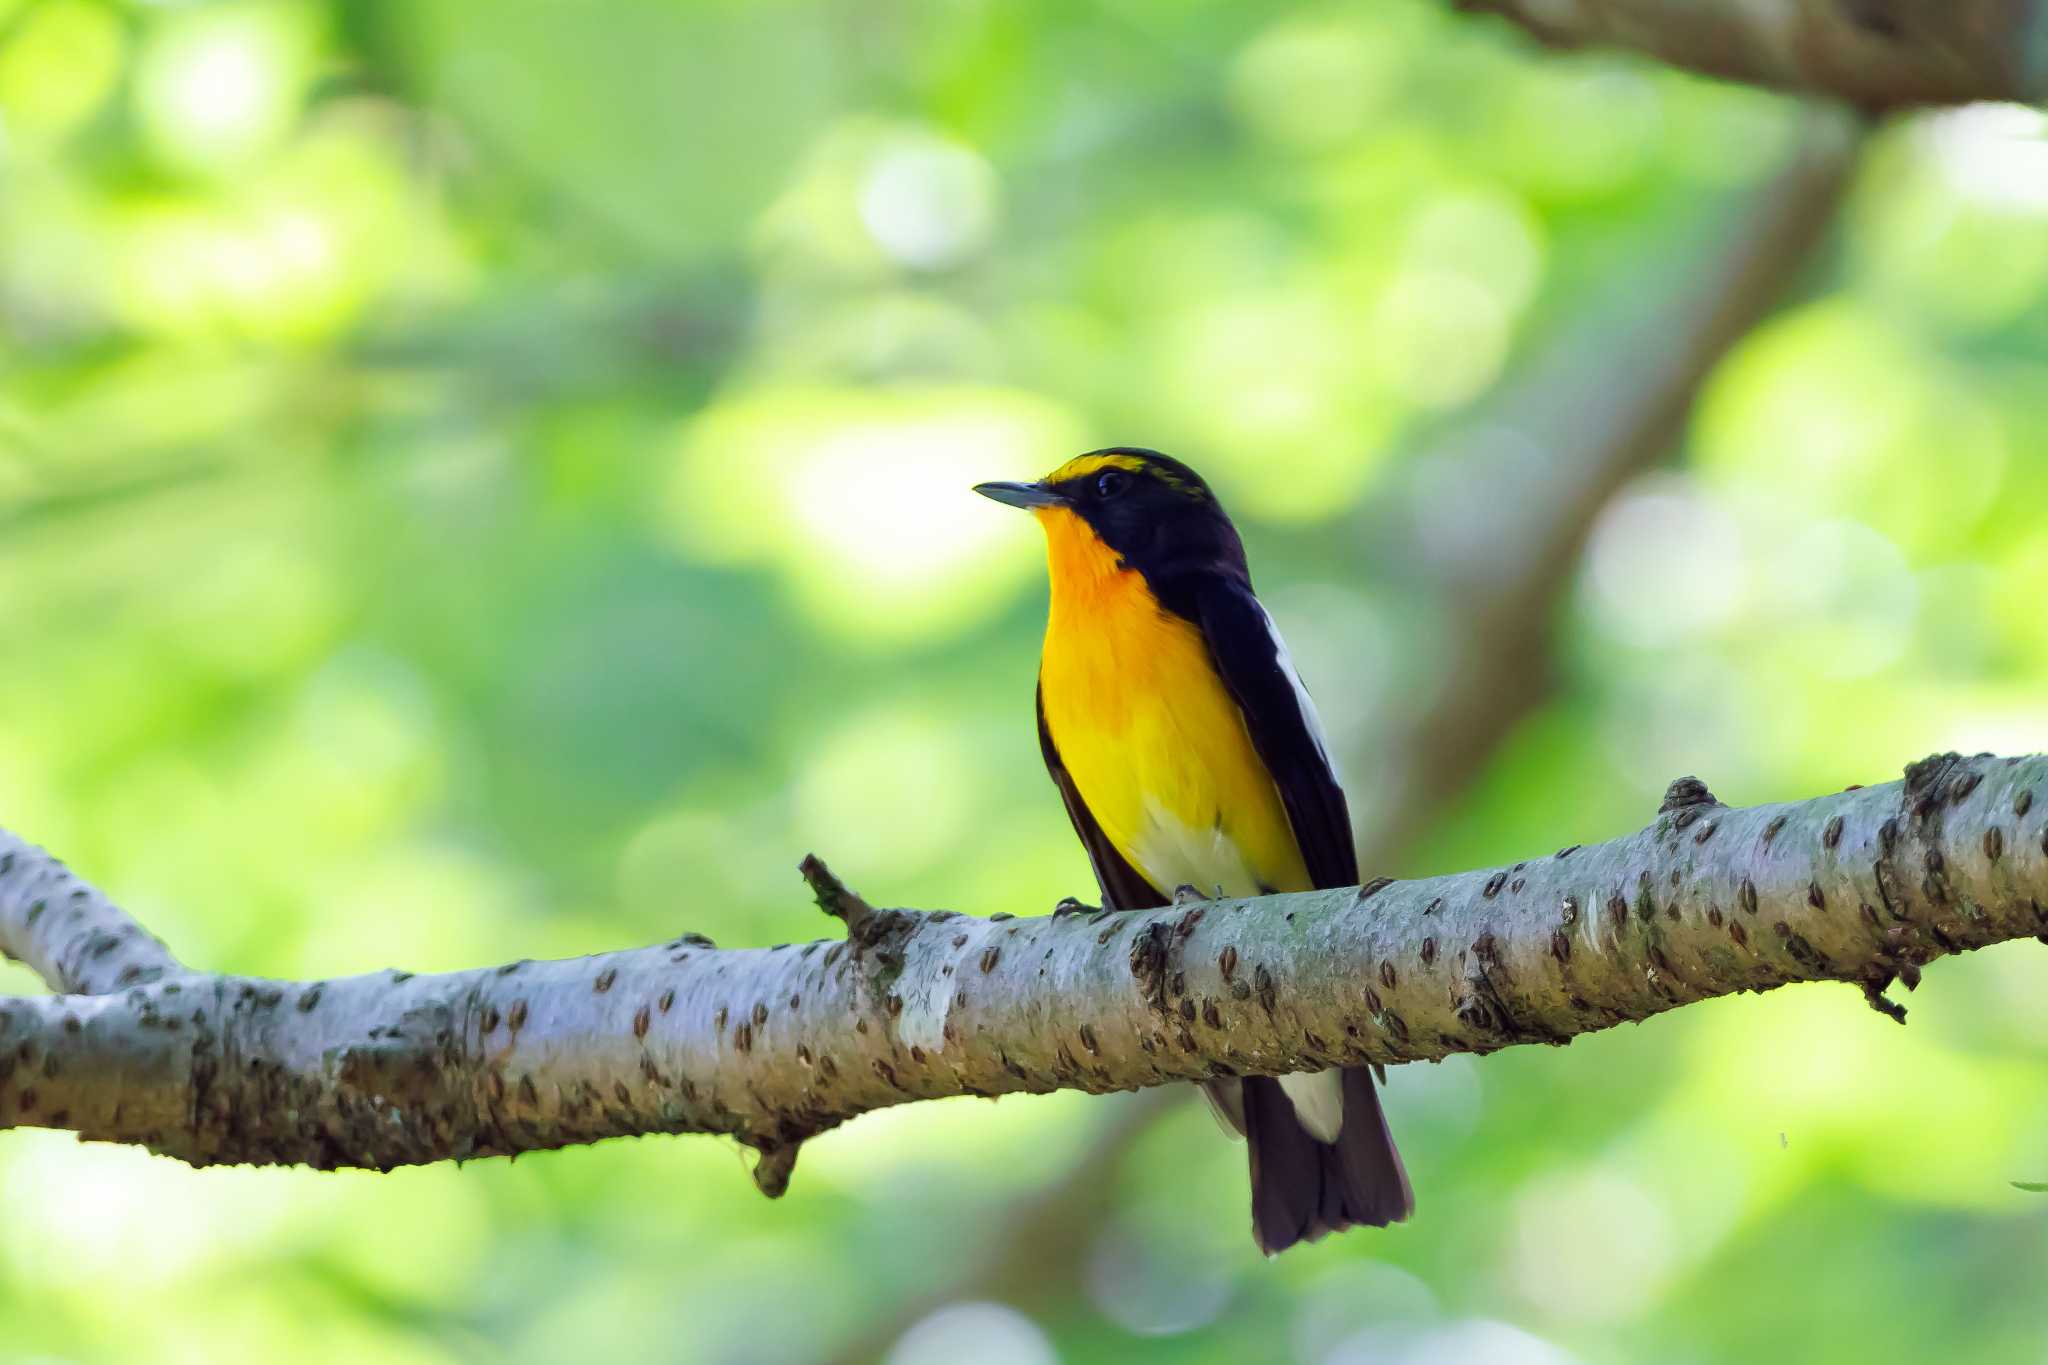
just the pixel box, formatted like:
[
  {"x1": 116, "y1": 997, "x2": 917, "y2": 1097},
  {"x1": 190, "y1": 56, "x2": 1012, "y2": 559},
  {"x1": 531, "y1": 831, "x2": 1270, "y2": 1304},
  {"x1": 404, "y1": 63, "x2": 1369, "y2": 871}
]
[{"x1": 1032, "y1": 504, "x2": 1310, "y2": 899}]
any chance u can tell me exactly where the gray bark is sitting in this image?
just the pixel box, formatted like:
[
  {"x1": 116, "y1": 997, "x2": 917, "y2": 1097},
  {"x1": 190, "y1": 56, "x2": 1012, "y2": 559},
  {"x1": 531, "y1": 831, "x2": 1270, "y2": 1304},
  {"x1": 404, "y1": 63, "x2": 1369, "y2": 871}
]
[
  {"x1": 3, "y1": 751, "x2": 2042, "y2": 1192},
  {"x1": 1454, "y1": 0, "x2": 2048, "y2": 108}
]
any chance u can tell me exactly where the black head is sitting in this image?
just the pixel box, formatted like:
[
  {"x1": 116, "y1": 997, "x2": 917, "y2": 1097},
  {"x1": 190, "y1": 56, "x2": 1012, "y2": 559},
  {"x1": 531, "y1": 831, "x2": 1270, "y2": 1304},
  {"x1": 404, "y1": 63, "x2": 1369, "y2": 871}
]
[{"x1": 974, "y1": 448, "x2": 1248, "y2": 588}]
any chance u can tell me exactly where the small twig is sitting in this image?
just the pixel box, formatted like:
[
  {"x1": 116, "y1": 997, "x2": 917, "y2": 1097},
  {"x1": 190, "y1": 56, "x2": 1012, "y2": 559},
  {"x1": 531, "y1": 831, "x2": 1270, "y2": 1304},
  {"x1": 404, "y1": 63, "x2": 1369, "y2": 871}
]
[
  {"x1": 751, "y1": 1143, "x2": 802, "y2": 1199},
  {"x1": 1861, "y1": 975, "x2": 1909, "y2": 1025},
  {"x1": 800, "y1": 854, "x2": 875, "y2": 935}
]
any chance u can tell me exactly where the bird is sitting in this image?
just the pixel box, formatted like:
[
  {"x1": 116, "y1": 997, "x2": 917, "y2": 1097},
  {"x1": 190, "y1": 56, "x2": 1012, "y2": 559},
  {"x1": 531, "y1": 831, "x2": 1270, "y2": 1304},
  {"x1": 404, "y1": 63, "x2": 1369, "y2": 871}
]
[{"x1": 975, "y1": 448, "x2": 1413, "y2": 1254}]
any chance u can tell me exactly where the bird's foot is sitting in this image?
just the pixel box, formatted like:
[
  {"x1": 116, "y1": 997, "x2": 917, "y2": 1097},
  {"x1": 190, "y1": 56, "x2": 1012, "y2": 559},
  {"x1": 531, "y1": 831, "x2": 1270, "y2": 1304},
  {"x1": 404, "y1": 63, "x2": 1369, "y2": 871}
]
[
  {"x1": 1052, "y1": 896, "x2": 1099, "y2": 918},
  {"x1": 1173, "y1": 884, "x2": 1215, "y2": 904}
]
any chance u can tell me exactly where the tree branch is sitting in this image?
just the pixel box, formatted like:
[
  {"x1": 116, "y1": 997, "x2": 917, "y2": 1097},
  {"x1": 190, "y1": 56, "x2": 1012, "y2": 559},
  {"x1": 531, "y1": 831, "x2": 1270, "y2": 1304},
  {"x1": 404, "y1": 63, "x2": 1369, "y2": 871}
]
[
  {"x1": 1452, "y1": 0, "x2": 2048, "y2": 109},
  {"x1": 0, "y1": 842, "x2": 183, "y2": 995},
  {"x1": 4, "y1": 751, "x2": 2043, "y2": 1180}
]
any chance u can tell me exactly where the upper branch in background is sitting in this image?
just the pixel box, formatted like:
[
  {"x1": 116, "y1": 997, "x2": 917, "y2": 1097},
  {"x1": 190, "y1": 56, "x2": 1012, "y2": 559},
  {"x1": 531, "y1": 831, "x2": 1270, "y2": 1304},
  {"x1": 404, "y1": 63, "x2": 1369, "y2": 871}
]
[
  {"x1": 1453, "y1": 0, "x2": 2048, "y2": 109},
  {"x1": 1, "y1": 752, "x2": 2043, "y2": 1189}
]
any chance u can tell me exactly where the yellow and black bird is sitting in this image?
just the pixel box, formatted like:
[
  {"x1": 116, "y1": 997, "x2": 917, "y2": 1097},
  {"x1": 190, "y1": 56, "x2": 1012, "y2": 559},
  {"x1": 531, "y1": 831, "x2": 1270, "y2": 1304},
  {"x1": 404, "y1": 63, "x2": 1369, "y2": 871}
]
[{"x1": 976, "y1": 449, "x2": 1412, "y2": 1254}]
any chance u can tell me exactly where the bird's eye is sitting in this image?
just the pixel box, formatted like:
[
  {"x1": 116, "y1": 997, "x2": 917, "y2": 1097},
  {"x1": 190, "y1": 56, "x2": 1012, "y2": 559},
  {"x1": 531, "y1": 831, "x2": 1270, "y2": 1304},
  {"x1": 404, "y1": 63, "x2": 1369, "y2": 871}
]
[{"x1": 1096, "y1": 470, "x2": 1130, "y2": 499}]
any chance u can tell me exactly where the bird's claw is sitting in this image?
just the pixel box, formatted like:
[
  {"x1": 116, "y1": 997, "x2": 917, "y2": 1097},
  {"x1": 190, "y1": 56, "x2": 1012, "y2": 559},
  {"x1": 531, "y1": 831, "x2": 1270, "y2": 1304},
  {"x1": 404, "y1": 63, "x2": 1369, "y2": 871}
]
[
  {"x1": 1052, "y1": 896, "x2": 1098, "y2": 918},
  {"x1": 1173, "y1": 884, "x2": 1212, "y2": 905}
]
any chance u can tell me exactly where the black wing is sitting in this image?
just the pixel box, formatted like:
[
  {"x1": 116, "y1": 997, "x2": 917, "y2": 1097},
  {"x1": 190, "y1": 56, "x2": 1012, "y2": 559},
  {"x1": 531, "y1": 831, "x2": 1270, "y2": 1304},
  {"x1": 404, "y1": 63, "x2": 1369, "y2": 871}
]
[
  {"x1": 1191, "y1": 578, "x2": 1358, "y2": 890},
  {"x1": 1181, "y1": 578, "x2": 1410, "y2": 1245},
  {"x1": 1036, "y1": 683, "x2": 1169, "y2": 911}
]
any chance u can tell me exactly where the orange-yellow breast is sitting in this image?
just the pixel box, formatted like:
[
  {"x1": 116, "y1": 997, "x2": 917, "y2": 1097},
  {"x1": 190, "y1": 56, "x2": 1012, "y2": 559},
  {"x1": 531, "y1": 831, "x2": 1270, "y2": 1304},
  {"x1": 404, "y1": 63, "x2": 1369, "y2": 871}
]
[{"x1": 1034, "y1": 505, "x2": 1310, "y2": 898}]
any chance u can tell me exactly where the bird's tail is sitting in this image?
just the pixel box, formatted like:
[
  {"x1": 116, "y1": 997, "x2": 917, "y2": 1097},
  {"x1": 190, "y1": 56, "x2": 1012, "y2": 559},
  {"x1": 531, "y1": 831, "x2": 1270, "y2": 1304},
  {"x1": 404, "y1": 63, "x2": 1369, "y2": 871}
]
[{"x1": 1242, "y1": 1066, "x2": 1412, "y2": 1255}]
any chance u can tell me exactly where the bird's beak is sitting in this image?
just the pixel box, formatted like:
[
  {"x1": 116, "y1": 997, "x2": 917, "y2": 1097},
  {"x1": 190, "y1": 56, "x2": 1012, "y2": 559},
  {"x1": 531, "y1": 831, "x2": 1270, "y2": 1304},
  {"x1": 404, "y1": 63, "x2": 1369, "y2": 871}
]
[{"x1": 973, "y1": 480, "x2": 1066, "y2": 510}]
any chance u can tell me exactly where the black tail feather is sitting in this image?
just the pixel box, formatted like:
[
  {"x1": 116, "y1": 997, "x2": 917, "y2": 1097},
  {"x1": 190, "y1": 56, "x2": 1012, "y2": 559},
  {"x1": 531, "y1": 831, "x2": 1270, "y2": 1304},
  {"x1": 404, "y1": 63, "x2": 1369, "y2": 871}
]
[{"x1": 1243, "y1": 1067, "x2": 1412, "y2": 1255}]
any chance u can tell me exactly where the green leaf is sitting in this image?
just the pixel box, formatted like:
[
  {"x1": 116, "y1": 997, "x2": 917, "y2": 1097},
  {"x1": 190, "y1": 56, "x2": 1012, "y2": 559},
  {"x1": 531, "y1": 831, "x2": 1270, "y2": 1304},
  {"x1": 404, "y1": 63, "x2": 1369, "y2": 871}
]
[{"x1": 2012, "y1": 1182, "x2": 2048, "y2": 1193}]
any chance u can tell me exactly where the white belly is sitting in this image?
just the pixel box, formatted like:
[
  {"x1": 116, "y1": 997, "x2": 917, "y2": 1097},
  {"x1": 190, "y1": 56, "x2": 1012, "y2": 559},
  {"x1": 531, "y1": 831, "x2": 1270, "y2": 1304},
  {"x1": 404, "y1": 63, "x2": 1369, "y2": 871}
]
[{"x1": 1127, "y1": 798, "x2": 1271, "y2": 900}]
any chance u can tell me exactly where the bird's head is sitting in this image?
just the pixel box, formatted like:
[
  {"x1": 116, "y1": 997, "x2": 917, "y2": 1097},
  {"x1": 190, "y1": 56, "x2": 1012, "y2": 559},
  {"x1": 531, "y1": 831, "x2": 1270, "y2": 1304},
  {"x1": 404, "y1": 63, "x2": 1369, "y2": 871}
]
[{"x1": 975, "y1": 449, "x2": 1246, "y2": 589}]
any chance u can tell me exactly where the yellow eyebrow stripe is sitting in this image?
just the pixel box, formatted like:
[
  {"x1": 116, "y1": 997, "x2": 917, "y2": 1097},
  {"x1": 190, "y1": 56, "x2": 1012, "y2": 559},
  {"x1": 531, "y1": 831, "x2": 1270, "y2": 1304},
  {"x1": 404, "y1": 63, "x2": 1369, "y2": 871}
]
[{"x1": 1043, "y1": 453, "x2": 1148, "y2": 484}]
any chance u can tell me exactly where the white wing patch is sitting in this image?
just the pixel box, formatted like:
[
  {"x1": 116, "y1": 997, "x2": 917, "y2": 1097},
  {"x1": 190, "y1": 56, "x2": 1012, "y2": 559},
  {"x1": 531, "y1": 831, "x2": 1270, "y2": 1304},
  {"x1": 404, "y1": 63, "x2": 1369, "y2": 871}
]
[
  {"x1": 1255, "y1": 600, "x2": 1337, "y2": 776},
  {"x1": 1255, "y1": 600, "x2": 1348, "y2": 1144}
]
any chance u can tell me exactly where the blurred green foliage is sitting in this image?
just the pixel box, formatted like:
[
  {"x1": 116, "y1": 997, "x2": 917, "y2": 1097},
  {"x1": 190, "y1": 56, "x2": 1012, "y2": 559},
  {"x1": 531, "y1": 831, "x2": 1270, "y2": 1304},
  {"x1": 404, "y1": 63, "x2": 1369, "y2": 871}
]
[{"x1": 3, "y1": 1, "x2": 2047, "y2": 1361}]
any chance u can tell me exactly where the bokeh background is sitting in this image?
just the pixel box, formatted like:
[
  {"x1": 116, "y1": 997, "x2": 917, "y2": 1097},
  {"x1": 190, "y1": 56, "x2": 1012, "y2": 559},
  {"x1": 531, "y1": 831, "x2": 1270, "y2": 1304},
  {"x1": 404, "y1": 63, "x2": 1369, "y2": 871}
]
[{"x1": 4, "y1": 1, "x2": 2048, "y2": 1361}]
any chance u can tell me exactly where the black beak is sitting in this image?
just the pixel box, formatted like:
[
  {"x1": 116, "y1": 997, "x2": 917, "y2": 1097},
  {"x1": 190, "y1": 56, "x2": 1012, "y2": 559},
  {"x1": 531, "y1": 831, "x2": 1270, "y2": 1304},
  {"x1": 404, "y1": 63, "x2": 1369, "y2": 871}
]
[{"x1": 973, "y1": 480, "x2": 1066, "y2": 510}]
